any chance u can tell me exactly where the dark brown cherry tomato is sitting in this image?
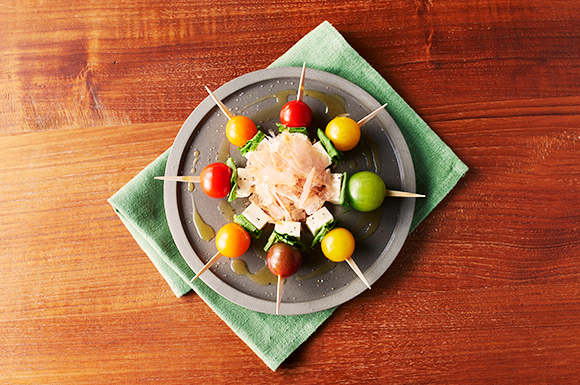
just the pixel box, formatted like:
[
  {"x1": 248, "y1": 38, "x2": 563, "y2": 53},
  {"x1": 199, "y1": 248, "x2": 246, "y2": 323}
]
[
  {"x1": 199, "y1": 162, "x2": 233, "y2": 199},
  {"x1": 267, "y1": 243, "x2": 303, "y2": 278},
  {"x1": 279, "y1": 100, "x2": 312, "y2": 128}
]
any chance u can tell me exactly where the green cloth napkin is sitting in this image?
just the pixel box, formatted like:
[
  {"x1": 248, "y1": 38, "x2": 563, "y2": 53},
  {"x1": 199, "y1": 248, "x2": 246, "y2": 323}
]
[{"x1": 108, "y1": 21, "x2": 467, "y2": 371}]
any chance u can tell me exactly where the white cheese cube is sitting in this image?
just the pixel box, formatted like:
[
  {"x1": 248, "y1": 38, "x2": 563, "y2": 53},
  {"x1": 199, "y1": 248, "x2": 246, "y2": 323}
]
[
  {"x1": 235, "y1": 168, "x2": 252, "y2": 198},
  {"x1": 327, "y1": 173, "x2": 343, "y2": 205},
  {"x1": 274, "y1": 221, "x2": 301, "y2": 240},
  {"x1": 312, "y1": 141, "x2": 332, "y2": 168},
  {"x1": 241, "y1": 202, "x2": 271, "y2": 230},
  {"x1": 306, "y1": 207, "x2": 334, "y2": 236}
]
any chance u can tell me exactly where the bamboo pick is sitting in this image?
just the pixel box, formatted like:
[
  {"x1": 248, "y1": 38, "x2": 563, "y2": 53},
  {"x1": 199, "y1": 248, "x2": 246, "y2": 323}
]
[
  {"x1": 276, "y1": 275, "x2": 284, "y2": 315},
  {"x1": 345, "y1": 257, "x2": 371, "y2": 290},
  {"x1": 296, "y1": 62, "x2": 306, "y2": 102},
  {"x1": 357, "y1": 102, "x2": 389, "y2": 127},
  {"x1": 385, "y1": 189, "x2": 426, "y2": 198},
  {"x1": 205, "y1": 86, "x2": 234, "y2": 120},
  {"x1": 155, "y1": 176, "x2": 201, "y2": 183},
  {"x1": 190, "y1": 251, "x2": 222, "y2": 283}
]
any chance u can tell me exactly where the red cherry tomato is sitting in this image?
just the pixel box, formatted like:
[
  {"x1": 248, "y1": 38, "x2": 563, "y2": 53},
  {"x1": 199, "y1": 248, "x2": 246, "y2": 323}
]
[
  {"x1": 226, "y1": 116, "x2": 257, "y2": 147},
  {"x1": 215, "y1": 223, "x2": 251, "y2": 259},
  {"x1": 199, "y1": 162, "x2": 232, "y2": 199},
  {"x1": 280, "y1": 100, "x2": 312, "y2": 128},
  {"x1": 267, "y1": 243, "x2": 303, "y2": 278}
]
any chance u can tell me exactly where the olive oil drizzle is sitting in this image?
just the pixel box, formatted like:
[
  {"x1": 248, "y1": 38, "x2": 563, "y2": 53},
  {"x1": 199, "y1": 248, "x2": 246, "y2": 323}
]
[
  {"x1": 230, "y1": 259, "x2": 278, "y2": 286},
  {"x1": 242, "y1": 89, "x2": 296, "y2": 123},
  {"x1": 191, "y1": 194, "x2": 215, "y2": 242},
  {"x1": 304, "y1": 90, "x2": 346, "y2": 118},
  {"x1": 216, "y1": 137, "x2": 230, "y2": 163},
  {"x1": 351, "y1": 207, "x2": 384, "y2": 242},
  {"x1": 362, "y1": 132, "x2": 381, "y2": 174},
  {"x1": 191, "y1": 149, "x2": 200, "y2": 173},
  {"x1": 296, "y1": 261, "x2": 338, "y2": 282},
  {"x1": 217, "y1": 200, "x2": 236, "y2": 223},
  {"x1": 242, "y1": 88, "x2": 347, "y2": 123}
]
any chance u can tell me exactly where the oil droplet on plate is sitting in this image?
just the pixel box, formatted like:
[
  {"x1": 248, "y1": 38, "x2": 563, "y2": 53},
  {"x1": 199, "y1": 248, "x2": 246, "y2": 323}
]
[
  {"x1": 230, "y1": 259, "x2": 278, "y2": 286},
  {"x1": 216, "y1": 137, "x2": 230, "y2": 163},
  {"x1": 191, "y1": 150, "x2": 200, "y2": 173},
  {"x1": 191, "y1": 194, "x2": 215, "y2": 241},
  {"x1": 217, "y1": 200, "x2": 236, "y2": 223},
  {"x1": 351, "y1": 207, "x2": 383, "y2": 242}
]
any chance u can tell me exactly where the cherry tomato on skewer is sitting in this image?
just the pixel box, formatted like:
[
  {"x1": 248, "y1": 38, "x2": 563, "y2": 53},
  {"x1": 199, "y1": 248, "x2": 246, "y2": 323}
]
[
  {"x1": 226, "y1": 115, "x2": 258, "y2": 147},
  {"x1": 320, "y1": 228, "x2": 371, "y2": 290},
  {"x1": 279, "y1": 100, "x2": 312, "y2": 128},
  {"x1": 320, "y1": 227, "x2": 355, "y2": 263},
  {"x1": 267, "y1": 242, "x2": 303, "y2": 315},
  {"x1": 325, "y1": 102, "x2": 388, "y2": 151},
  {"x1": 199, "y1": 162, "x2": 233, "y2": 199},
  {"x1": 267, "y1": 243, "x2": 303, "y2": 278},
  {"x1": 205, "y1": 86, "x2": 258, "y2": 147},
  {"x1": 279, "y1": 63, "x2": 312, "y2": 129},
  {"x1": 347, "y1": 171, "x2": 386, "y2": 212},
  {"x1": 216, "y1": 222, "x2": 252, "y2": 258},
  {"x1": 191, "y1": 223, "x2": 251, "y2": 283},
  {"x1": 325, "y1": 116, "x2": 361, "y2": 151}
]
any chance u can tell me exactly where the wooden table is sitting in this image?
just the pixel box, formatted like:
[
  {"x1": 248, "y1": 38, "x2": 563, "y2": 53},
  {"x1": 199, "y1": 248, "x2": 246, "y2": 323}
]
[{"x1": 2, "y1": 1, "x2": 579, "y2": 383}]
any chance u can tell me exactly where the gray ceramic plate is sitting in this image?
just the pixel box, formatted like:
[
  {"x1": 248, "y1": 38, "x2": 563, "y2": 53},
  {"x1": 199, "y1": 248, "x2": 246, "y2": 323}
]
[{"x1": 164, "y1": 67, "x2": 415, "y2": 315}]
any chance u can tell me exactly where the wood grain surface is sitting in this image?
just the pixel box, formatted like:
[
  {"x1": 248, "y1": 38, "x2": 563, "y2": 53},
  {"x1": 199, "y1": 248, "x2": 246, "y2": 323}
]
[{"x1": 1, "y1": 0, "x2": 579, "y2": 383}]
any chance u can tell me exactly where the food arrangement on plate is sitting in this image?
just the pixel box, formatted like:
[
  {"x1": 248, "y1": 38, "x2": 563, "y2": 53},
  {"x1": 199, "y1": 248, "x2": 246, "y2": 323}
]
[{"x1": 161, "y1": 65, "x2": 421, "y2": 315}]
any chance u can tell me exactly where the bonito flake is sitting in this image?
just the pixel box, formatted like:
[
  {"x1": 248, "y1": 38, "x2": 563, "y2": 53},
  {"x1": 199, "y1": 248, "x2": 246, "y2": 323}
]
[{"x1": 245, "y1": 131, "x2": 336, "y2": 222}]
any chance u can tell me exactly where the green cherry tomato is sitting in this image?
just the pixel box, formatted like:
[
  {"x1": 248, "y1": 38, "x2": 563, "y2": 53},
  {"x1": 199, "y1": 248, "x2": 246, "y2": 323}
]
[
  {"x1": 321, "y1": 228, "x2": 355, "y2": 262},
  {"x1": 280, "y1": 100, "x2": 312, "y2": 128},
  {"x1": 325, "y1": 116, "x2": 361, "y2": 151},
  {"x1": 226, "y1": 115, "x2": 258, "y2": 147},
  {"x1": 199, "y1": 162, "x2": 233, "y2": 199},
  {"x1": 347, "y1": 171, "x2": 386, "y2": 212}
]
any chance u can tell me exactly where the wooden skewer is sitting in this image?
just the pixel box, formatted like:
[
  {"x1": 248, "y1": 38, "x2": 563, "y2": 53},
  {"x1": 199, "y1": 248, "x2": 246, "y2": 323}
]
[
  {"x1": 296, "y1": 62, "x2": 306, "y2": 102},
  {"x1": 155, "y1": 176, "x2": 201, "y2": 183},
  {"x1": 357, "y1": 102, "x2": 389, "y2": 127},
  {"x1": 345, "y1": 257, "x2": 371, "y2": 290},
  {"x1": 205, "y1": 86, "x2": 234, "y2": 120},
  {"x1": 276, "y1": 275, "x2": 284, "y2": 315},
  {"x1": 191, "y1": 251, "x2": 222, "y2": 283},
  {"x1": 385, "y1": 189, "x2": 425, "y2": 198}
]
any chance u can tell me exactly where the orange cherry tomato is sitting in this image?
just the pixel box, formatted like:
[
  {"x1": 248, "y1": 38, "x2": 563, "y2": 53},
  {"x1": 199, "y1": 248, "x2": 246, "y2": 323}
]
[
  {"x1": 199, "y1": 162, "x2": 232, "y2": 199},
  {"x1": 215, "y1": 223, "x2": 251, "y2": 259},
  {"x1": 325, "y1": 116, "x2": 361, "y2": 151},
  {"x1": 226, "y1": 116, "x2": 258, "y2": 147}
]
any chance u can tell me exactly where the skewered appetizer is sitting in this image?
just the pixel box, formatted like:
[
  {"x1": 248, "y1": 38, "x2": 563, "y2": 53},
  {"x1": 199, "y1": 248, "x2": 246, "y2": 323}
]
[{"x1": 156, "y1": 64, "x2": 424, "y2": 314}]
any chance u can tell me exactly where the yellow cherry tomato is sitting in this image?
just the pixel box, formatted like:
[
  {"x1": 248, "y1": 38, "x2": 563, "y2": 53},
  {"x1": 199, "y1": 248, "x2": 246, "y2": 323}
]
[
  {"x1": 325, "y1": 116, "x2": 361, "y2": 151},
  {"x1": 320, "y1": 228, "x2": 355, "y2": 262},
  {"x1": 215, "y1": 223, "x2": 251, "y2": 259},
  {"x1": 226, "y1": 116, "x2": 258, "y2": 147}
]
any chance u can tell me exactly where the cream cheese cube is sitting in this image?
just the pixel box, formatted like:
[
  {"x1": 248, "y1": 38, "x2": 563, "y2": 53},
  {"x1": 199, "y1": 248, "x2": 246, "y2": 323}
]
[
  {"x1": 306, "y1": 206, "x2": 334, "y2": 236},
  {"x1": 235, "y1": 168, "x2": 252, "y2": 198},
  {"x1": 241, "y1": 202, "x2": 271, "y2": 230},
  {"x1": 274, "y1": 221, "x2": 301, "y2": 240},
  {"x1": 312, "y1": 141, "x2": 332, "y2": 168},
  {"x1": 327, "y1": 173, "x2": 343, "y2": 205}
]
